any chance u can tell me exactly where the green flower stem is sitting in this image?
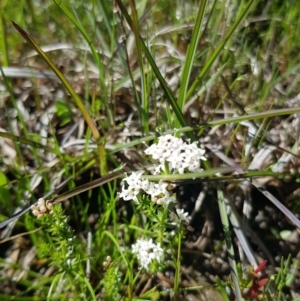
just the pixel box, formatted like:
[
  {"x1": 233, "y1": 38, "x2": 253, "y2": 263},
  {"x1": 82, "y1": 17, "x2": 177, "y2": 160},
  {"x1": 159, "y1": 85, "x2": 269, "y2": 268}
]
[{"x1": 174, "y1": 225, "x2": 183, "y2": 300}]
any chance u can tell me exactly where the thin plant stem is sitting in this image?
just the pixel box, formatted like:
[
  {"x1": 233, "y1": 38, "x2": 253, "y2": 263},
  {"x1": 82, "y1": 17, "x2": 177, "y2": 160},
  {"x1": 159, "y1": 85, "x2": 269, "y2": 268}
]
[
  {"x1": 217, "y1": 185, "x2": 242, "y2": 301},
  {"x1": 174, "y1": 226, "x2": 183, "y2": 300}
]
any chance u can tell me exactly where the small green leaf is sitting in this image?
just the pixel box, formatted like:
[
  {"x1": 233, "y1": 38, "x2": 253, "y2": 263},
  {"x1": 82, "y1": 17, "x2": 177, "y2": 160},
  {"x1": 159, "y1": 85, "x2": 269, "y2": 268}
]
[
  {"x1": 279, "y1": 230, "x2": 292, "y2": 240},
  {"x1": 55, "y1": 100, "x2": 72, "y2": 126},
  {"x1": 0, "y1": 171, "x2": 10, "y2": 207}
]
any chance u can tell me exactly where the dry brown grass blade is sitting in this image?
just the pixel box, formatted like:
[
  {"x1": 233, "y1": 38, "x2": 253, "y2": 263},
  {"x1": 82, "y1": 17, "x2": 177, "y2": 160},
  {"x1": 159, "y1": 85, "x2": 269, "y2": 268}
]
[{"x1": 0, "y1": 170, "x2": 123, "y2": 230}]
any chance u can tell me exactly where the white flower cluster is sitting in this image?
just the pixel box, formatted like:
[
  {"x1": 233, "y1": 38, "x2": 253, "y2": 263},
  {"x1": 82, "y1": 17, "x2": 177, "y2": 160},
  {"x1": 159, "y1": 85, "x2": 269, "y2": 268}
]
[
  {"x1": 144, "y1": 134, "x2": 206, "y2": 174},
  {"x1": 123, "y1": 135, "x2": 199, "y2": 270},
  {"x1": 131, "y1": 238, "x2": 163, "y2": 270},
  {"x1": 31, "y1": 198, "x2": 53, "y2": 218},
  {"x1": 119, "y1": 134, "x2": 206, "y2": 206},
  {"x1": 118, "y1": 171, "x2": 147, "y2": 203},
  {"x1": 119, "y1": 171, "x2": 176, "y2": 205}
]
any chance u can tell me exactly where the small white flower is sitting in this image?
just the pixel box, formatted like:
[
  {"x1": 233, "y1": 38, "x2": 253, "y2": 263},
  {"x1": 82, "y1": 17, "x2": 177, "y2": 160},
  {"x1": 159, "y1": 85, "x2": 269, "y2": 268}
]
[
  {"x1": 143, "y1": 181, "x2": 176, "y2": 206},
  {"x1": 131, "y1": 238, "x2": 164, "y2": 270},
  {"x1": 155, "y1": 192, "x2": 176, "y2": 205},
  {"x1": 170, "y1": 209, "x2": 190, "y2": 226},
  {"x1": 176, "y1": 209, "x2": 190, "y2": 222}
]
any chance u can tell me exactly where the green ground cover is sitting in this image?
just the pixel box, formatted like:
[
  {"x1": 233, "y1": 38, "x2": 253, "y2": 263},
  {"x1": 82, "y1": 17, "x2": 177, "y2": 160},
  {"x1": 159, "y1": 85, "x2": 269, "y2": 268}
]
[{"x1": 1, "y1": 0, "x2": 300, "y2": 300}]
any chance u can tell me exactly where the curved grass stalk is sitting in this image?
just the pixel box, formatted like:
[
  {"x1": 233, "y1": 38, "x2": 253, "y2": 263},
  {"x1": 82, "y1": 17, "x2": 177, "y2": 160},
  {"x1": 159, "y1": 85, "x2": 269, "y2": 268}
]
[
  {"x1": 110, "y1": 106, "x2": 300, "y2": 155},
  {"x1": 12, "y1": 22, "x2": 108, "y2": 175},
  {"x1": 129, "y1": 0, "x2": 149, "y2": 134}
]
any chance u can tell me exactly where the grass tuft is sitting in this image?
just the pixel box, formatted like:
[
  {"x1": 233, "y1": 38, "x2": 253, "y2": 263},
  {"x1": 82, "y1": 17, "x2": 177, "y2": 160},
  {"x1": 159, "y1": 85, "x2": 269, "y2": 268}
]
[{"x1": 1, "y1": 1, "x2": 300, "y2": 300}]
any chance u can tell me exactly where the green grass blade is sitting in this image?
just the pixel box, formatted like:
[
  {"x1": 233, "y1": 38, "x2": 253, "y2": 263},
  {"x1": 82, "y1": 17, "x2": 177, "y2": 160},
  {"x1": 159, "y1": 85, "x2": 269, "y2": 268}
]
[
  {"x1": 186, "y1": 0, "x2": 256, "y2": 100},
  {"x1": 114, "y1": 0, "x2": 193, "y2": 139},
  {"x1": 129, "y1": 0, "x2": 149, "y2": 134},
  {"x1": 103, "y1": 230, "x2": 129, "y2": 267},
  {"x1": 53, "y1": 0, "x2": 107, "y2": 95},
  {"x1": 183, "y1": 63, "x2": 226, "y2": 113},
  {"x1": 0, "y1": 5, "x2": 9, "y2": 66},
  {"x1": 177, "y1": 0, "x2": 208, "y2": 114},
  {"x1": 12, "y1": 21, "x2": 107, "y2": 175},
  {"x1": 143, "y1": 169, "x2": 289, "y2": 182},
  {"x1": 47, "y1": 272, "x2": 65, "y2": 301},
  {"x1": 188, "y1": 106, "x2": 300, "y2": 133},
  {"x1": 81, "y1": 276, "x2": 97, "y2": 301},
  {"x1": 108, "y1": 106, "x2": 300, "y2": 157},
  {"x1": 217, "y1": 186, "x2": 243, "y2": 301},
  {"x1": 0, "y1": 130, "x2": 59, "y2": 155}
]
